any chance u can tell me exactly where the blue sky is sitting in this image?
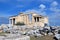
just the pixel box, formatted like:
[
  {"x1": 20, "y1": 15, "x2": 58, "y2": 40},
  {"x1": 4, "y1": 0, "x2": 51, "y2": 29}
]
[{"x1": 0, "y1": 0, "x2": 60, "y2": 26}]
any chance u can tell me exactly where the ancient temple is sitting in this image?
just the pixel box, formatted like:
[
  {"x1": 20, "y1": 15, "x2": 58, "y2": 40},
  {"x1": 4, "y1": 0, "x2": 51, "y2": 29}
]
[{"x1": 9, "y1": 12, "x2": 49, "y2": 27}]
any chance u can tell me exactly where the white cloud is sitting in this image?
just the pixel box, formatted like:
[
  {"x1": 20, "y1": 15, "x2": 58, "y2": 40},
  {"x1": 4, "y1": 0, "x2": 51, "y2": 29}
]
[
  {"x1": 49, "y1": 1, "x2": 60, "y2": 25},
  {"x1": 50, "y1": 1, "x2": 59, "y2": 12},
  {"x1": 23, "y1": 4, "x2": 47, "y2": 16},
  {"x1": 50, "y1": 1, "x2": 58, "y2": 12},
  {"x1": 51, "y1": 1, "x2": 58, "y2": 7},
  {"x1": 50, "y1": 1, "x2": 60, "y2": 14},
  {"x1": 24, "y1": 9, "x2": 47, "y2": 16},
  {"x1": 39, "y1": 4, "x2": 46, "y2": 9}
]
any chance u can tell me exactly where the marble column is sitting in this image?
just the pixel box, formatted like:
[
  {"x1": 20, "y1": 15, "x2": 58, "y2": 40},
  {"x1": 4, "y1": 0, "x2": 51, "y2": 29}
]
[
  {"x1": 9, "y1": 19, "x2": 14, "y2": 26},
  {"x1": 9, "y1": 19, "x2": 12, "y2": 24}
]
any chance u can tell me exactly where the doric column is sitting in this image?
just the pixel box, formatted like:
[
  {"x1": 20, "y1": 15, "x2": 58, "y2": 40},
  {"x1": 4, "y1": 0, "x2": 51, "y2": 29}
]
[
  {"x1": 9, "y1": 19, "x2": 11, "y2": 24},
  {"x1": 9, "y1": 19, "x2": 12, "y2": 24},
  {"x1": 9, "y1": 19, "x2": 14, "y2": 26}
]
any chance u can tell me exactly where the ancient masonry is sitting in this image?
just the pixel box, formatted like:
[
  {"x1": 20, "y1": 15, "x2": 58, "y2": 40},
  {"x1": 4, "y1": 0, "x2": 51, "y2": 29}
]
[{"x1": 9, "y1": 12, "x2": 49, "y2": 27}]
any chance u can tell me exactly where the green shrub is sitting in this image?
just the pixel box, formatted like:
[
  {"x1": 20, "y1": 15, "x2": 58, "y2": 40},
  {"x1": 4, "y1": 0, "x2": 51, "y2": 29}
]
[{"x1": 15, "y1": 22, "x2": 25, "y2": 26}]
